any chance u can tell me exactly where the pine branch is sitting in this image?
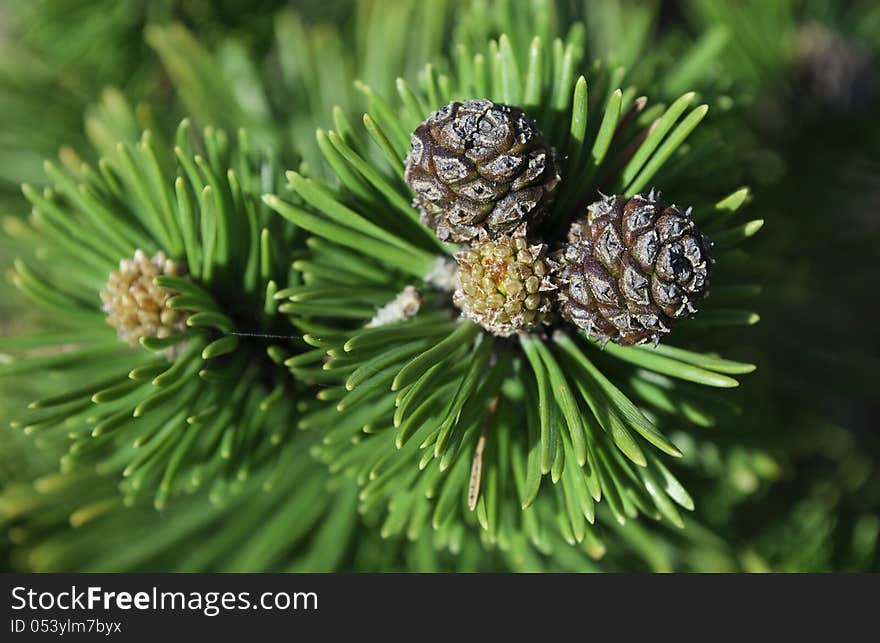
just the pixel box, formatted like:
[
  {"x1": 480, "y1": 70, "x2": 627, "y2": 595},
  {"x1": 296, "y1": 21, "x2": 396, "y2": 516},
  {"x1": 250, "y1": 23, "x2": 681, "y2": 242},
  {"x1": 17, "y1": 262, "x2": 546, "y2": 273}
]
[
  {"x1": 2, "y1": 93, "x2": 299, "y2": 510},
  {"x1": 260, "y1": 21, "x2": 761, "y2": 562}
]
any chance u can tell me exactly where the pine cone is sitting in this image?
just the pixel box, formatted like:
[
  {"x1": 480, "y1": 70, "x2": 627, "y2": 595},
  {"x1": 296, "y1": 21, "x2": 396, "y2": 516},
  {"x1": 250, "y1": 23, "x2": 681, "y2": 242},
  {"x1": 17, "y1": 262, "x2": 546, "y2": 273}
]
[
  {"x1": 101, "y1": 249, "x2": 188, "y2": 347},
  {"x1": 405, "y1": 99, "x2": 560, "y2": 244},
  {"x1": 554, "y1": 192, "x2": 712, "y2": 346},
  {"x1": 453, "y1": 231, "x2": 555, "y2": 337}
]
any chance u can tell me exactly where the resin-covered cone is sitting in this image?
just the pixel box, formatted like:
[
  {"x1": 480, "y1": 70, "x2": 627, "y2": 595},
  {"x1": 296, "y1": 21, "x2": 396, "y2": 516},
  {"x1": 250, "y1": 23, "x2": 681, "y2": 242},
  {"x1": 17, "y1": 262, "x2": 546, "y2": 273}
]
[
  {"x1": 405, "y1": 99, "x2": 560, "y2": 244},
  {"x1": 554, "y1": 192, "x2": 712, "y2": 345}
]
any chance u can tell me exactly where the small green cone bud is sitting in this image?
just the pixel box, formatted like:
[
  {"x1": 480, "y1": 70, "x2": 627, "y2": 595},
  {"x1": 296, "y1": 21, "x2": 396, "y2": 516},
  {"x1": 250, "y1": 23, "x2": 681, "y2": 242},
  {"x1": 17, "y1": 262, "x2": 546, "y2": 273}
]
[
  {"x1": 453, "y1": 231, "x2": 556, "y2": 337},
  {"x1": 100, "y1": 250, "x2": 188, "y2": 347}
]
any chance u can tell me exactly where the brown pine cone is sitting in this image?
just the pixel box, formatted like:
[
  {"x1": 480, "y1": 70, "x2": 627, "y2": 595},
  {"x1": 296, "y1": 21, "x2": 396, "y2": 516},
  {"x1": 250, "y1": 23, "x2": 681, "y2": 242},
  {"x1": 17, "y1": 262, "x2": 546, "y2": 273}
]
[
  {"x1": 554, "y1": 192, "x2": 712, "y2": 346},
  {"x1": 405, "y1": 99, "x2": 560, "y2": 244}
]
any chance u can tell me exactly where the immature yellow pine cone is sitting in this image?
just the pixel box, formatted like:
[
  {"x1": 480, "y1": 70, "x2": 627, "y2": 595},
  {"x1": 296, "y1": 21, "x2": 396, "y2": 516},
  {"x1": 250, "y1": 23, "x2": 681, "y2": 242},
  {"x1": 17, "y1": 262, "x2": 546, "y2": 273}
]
[
  {"x1": 554, "y1": 191, "x2": 712, "y2": 346},
  {"x1": 405, "y1": 99, "x2": 560, "y2": 244},
  {"x1": 101, "y1": 249, "x2": 188, "y2": 347},
  {"x1": 453, "y1": 231, "x2": 556, "y2": 337}
]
